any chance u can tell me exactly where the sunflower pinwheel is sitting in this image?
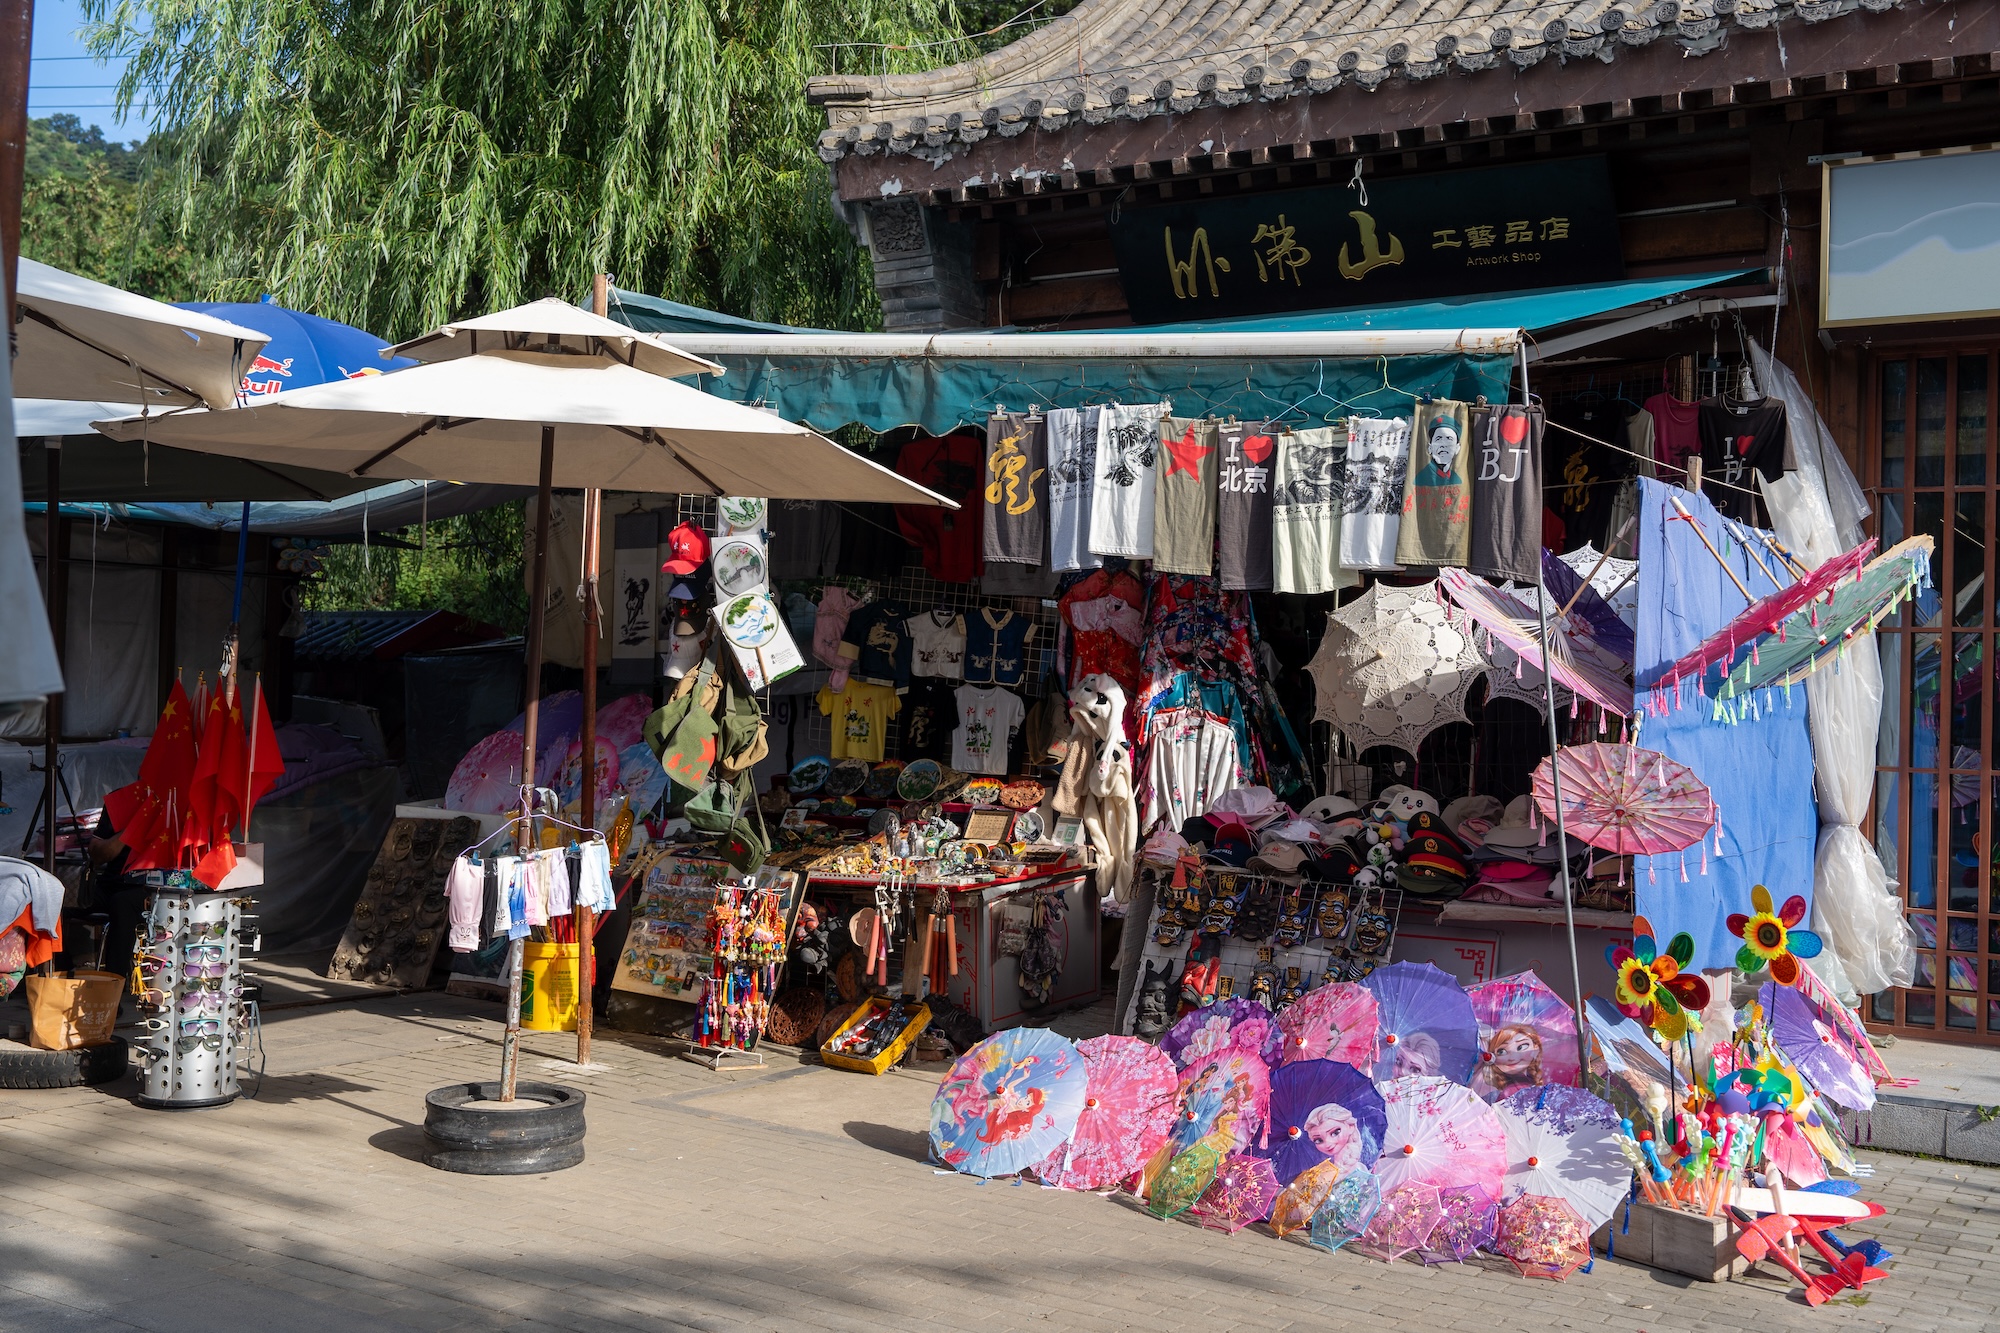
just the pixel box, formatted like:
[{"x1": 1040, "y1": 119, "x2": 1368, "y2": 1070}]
[
  {"x1": 1726, "y1": 885, "x2": 1822, "y2": 985},
  {"x1": 1606, "y1": 916, "x2": 1711, "y2": 1042}
]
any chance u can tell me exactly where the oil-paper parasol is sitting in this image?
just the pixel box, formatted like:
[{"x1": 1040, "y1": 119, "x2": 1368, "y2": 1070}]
[
  {"x1": 1493, "y1": 1085, "x2": 1629, "y2": 1233},
  {"x1": 557, "y1": 734, "x2": 620, "y2": 811},
  {"x1": 1419, "y1": 1184, "x2": 1499, "y2": 1264},
  {"x1": 1353, "y1": 1179, "x2": 1443, "y2": 1262},
  {"x1": 1030, "y1": 1036, "x2": 1179, "y2": 1191},
  {"x1": 1160, "y1": 996, "x2": 1281, "y2": 1070},
  {"x1": 1361, "y1": 961, "x2": 1480, "y2": 1085},
  {"x1": 1530, "y1": 742, "x2": 1715, "y2": 856},
  {"x1": 1373, "y1": 1075, "x2": 1508, "y2": 1198},
  {"x1": 445, "y1": 730, "x2": 527, "y2": 814},
  {"x1": 1795, "y1": 965, "x2": 1891, "y2": 1086},
  {"x1": 1274, "y1": 981, "x2": 1379, "y2": 1068},
  {"x1": 1583, "y1": 996, "x2": 1675, "y2": 1120},
  {"x1": 1466, "y1": 970, "x2": 1581, "y2": 1100},
  {"x1": 1439, "y1": 563, "x2": 1632, "y2": 715},
  {"x1": 1190, "y1": 1153, "x2": 1282, "y2": 1233},
  {"x1": 1147, "y1": 1141, "x2": 1224, "y2": 1220},
  {"x1": 1168, "y1": 1042, "x2": 1271, "y2": 1156},
  {"x1": 1307, "y1": 1171, "x2": 1381, "y2": 1254},
  {"x1": 1307, "y1": 581, "x2": 1488, "y2": 758},
  {"x1": 1263, "y1": 1060, "x2": 1386, "y2": 1186},
  {"x1": 596, "y1": 692, "x2": 655, "y2": 750},
  {"x1": 1494, "y1": 1194, "x2": 1591, "y2": 1279},
  {"x1": 617, "y1": 742, "x2": 669, "y2": 818},
  {"x1": 930, "y1": 1027, "x2": 1088, "y2": 1178},
  {"x1": 1761, "y1": 983, "x2": 1875, "y2": 1112}
]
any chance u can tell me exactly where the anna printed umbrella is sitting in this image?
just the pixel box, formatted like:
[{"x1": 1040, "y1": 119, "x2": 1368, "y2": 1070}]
[
  {"x1": 930, "y1": 1028, "x2": 1088, "y2": 1178},
  {"x1": 1274, "y1": 982, "x2": 1379, "y2": 1068},
  {"x1": 1494, "y1": 1194, "x2": 1591, "y2": 1279},
  {"x1": 1307, "y1": 1171, "x2": 1382, "y2": 1254},
  {"x1": 1160, "y1": 996, "x2": 1281, "y2": 1071},
  {"x1": 1190, "y1": 1153, "x2": 1282, "y2": 1233},
  {"x1": 1030, "y1": 1036, "x2": 1179, "y2": 1191},
  {"x1": 1530, "y1": 742, "x2": 1715, "y2": 857},
  {"x1": 1361, "y1": 961, "x2": 1481, "y2": 1085},
  {"x1": 1418, "y1": 1185, "x2": 1499, "y2": 1265},
  {"x1": 1372, "y1": 1075, "x2": 1508, "y2": 1199},
  {"x1": 1466, "y1": 970, "x2": 1581, "y2": 1101},
  {"x1": 1493, "y1": 1085, "x2": 1628, "y2": 1233}
]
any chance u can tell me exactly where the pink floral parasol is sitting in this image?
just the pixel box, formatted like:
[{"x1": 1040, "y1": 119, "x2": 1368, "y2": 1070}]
[
  {"x1": 1466, "y1": 971, "x2": 1581, "y2": 1101},
  {"x1": 1373, "y1": 1075, "x2": 1508, "y2": 1198},
  {"x1": 596, "y1": 692, "x2": 655, "y2": 750},
  {"x1": 1274, "y1": 982, "x2": 1379, "y2": 1068},
  {"x1": 1494, "y1": 1194, "x2": 1591, "y2": 1279},
  {"x1": 1031, "y1": 1036, "x2": 1179, "y2": 1191},
  {"x1": 445, "y1": 730, "x2": 526, "y2": 814},
  {"x1": 1419, "y1": 1184, "x2": 1499, "y2": 1264},
  {"x1": 1353, "y1": 1180, "x2": 1443, "y2": 1262},
  {"x1": 1530, "y1": 742, "x2": 1715, "y2": 856},
  {"x1": 1160, "y1": 997, "x2": 1280, "y2": 1070},
  {"x1": 1190, "y1": 1153, "x2": 1282, "y2": 1233}
]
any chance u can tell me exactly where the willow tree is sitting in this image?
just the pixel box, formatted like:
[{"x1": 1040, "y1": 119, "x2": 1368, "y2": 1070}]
[{"x1": 85, "y1": 0, "x2": 985, "y2": 337}]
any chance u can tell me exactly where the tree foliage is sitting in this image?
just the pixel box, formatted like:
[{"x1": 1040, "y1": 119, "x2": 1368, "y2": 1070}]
[
  {"x1": 20, "y1": 115, "x2": 196, "y2": 295},
  {"x1": 302, "y1": 505, "x2": 530, "y2": 633},
  {"x1": 84, "y1": 0, "x2": 1011, "y2": 340}
]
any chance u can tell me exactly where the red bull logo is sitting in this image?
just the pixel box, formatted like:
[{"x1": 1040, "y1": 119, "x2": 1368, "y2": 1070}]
[{"x1": 240, "y1": 353, "x2": 295, "y2": 397}]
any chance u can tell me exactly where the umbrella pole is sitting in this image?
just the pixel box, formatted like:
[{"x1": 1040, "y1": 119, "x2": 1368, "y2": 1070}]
[
  {"x1": 572, "y1": 274, "x2": 610, "y2": 1068},
  {"x1": 502, "y1": 424, "x2": 557, "y2": 1102},
  {"x1": 1520, "y1": 345, "x2": 1593, "y2": 1085}
]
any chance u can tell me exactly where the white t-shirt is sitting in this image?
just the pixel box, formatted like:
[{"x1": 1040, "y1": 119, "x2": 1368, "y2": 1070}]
[
  {"x1": 952, "y1": 685, "x2": 1025, "y2": 775},
  {"x1": 1088, "y1": 402, "x2": 1168, "y2": 559},
  {"x1": 906, "y1": 610, "x2": 966, "y2": 680},
  {"x1": 1338, "y1": 415, "x2": 1412, "y2": 572}
]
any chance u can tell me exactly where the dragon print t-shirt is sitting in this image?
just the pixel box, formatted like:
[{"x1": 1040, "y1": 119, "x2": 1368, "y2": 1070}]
[
  {"x1": 1272, "y1": 426, "x2": 1359, "y2": 595},
  {"x1": 952, "y1": 684, "x2": 1025, "y2": 775},
  {"x1": 1046, "y1": 405, "x2": 1102, "y2": 573},
  {"x1": 984, "y1": 410, "x2": 1048, "y2": 564},
  {"x1": 1089, "y1": 402, "x2": 1170, "y2": 560},
  {"x1": 1337, "y1": 415, "x2": 1413, "y2": 572}
]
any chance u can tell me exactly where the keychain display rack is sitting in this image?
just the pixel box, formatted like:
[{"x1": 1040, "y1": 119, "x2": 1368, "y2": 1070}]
[
  {"x1": 134, "y1": 889, "x2": 252, "y2": 1110},
  {"x1": 687, "y1": 878, "x2": 789, "y2": 1069}
]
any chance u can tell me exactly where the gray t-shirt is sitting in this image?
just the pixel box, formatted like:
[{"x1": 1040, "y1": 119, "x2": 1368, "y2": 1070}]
[
  {"x1": 1046, "y1": 406, "x2": 1103, "y2": 573},
  {"x1": 1467, "y1": 404, "x2": 1545, "y2": 584},
  {"x1": 1216, "y1": 420, "x2": 1275, "y2": 590}
]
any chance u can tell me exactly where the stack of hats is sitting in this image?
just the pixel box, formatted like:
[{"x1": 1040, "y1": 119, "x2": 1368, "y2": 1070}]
[
  {"x1": 1458, "y1": 794, "x2": 1587, "y2": 907},
  {"x1": 1396, "y1": 811, "x2": 1470, "y2": 897}
]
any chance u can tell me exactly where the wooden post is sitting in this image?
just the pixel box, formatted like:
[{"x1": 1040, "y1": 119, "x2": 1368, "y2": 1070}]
[
  {"x1": 0, "y1": 0, "x2": 28, "y2": 330},
  {"x1": 41, "y1": 445, "x2": 64, "y2": 871},
  {"x1": 574, "y1": 274, "x2": 610, "y2": 1066},
  {"x1": 501, "y1": 425, "x2": 556, "y2": 1102}
]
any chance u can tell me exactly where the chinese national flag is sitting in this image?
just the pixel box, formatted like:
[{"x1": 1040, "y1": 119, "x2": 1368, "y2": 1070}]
[
  {"x1": 190, "y1": 679, "x2": 285, "y2": 888},
  {"x1": 103, "y1": 681, "x2": 199, "y2": 871}
]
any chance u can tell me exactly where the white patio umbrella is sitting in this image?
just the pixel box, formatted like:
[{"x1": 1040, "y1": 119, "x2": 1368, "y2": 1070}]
[
  {"x1": 96, "y1": 297, "x2": 949, "y2": 1101},
  {"x1": 15, "y1": 257, "x2": 270, "y2": 410}
]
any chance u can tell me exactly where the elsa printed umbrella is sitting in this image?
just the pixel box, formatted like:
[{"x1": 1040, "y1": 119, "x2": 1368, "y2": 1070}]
[
  {"x1": 1160, "y1": 996, "x2": 1281, "y2": 1070},
  {"x1": 1263, "y1": 1060, "x2": 1387, "y2": 1236},
  {"x1": 1361, "y1": 961, "x2": 1481, "y2": 1085},
  {"x1": 1307, "y1": 1171, "x2": 1382, "y2": 1254},
  {"x1": 1372, "y1": 1075, "x2": 1508, "y2": 1199},
  {"x1": 1493, "y1": 1085, "x2": 1629, "y2": 1233},
  {"x1": 1030, "y1": 1036, "x2": 1180, "y2": 1191},
  {"x1": 930, "y1": 1028, "x2": 1088, "y2": 1178},
  {"x1": 1274, "y1": 981, "x2": 1379, "y2": 1068},
  {"x1": 1466, "y1": 971, "x2": 1581, "y2": 1100}
]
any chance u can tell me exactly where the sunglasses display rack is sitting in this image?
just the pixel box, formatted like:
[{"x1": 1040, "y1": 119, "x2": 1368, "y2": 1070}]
[{"x1": 134, "y1": 890, "x2": 249, "y2": 1110}]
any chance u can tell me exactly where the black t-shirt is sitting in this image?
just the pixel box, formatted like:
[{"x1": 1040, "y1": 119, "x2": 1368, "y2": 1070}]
[
  {"x1": 1543, "y1": 403, "x2": 1630, "y2": 553},
  {"x1": 1698, "y1": 396, "x2": 1790, "y2": 522},
  {"x1": 899, "y1": 679, "x2": 960, "y2": 762},
  {"x1": 838, "y1": 599, "x2": 914, "y2": 690}
]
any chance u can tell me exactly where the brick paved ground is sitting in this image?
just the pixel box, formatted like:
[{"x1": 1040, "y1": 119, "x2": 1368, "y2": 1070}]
[{"x1": 3, "y1": 993, "x2": 1998, "y2": 1333}]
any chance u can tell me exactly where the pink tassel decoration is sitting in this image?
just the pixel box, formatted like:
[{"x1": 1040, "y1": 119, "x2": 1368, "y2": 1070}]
[{"x1": 1679, "y1": 855, "x2": 1689, "y2": 882}]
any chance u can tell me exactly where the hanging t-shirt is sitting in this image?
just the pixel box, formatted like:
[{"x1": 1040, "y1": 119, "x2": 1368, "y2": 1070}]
[
  {"x1": 1216, "y1": 420, "x2": 1276, "y2": 590},
  {"x1": 837, "y1": 599, "x2": 914, "y2": 691},
  {"x1": 952, "y1": 685, "x2": 1025, "y2": 775},
  {"x1": 1089, "y1": 402, "x2": 1168, "y2": 559},
  {"x1": 1395, "y1": 399, "x2": 1474, "y2": 568},
  {"x1": 1337, "y1": 415, "x2": 1412, "y2": 571},
  {"x1": 1153, "y1": 416, "x2": 1220, "y2": 575},
  {"x1": 1467, "y1": 405, "x2": 1545, "y2": 584},
  {"x1": 893, "y1": 434, "x2": 983, "y2": 582},
  {"x1": 964, "y1": 608, "x2": 1036, "y2": 687},
  {"x1": 817, "y1": 681, "x2": 900, "y2": 761},
  {"x1": 1643, "y1": 392, "x2": 1702, "y2": 479},
  {"x1": 766, "y1": 500, "x2": 841, "y2": 580},
  {"x1": 1621, "y1": 409, "x2": 1658, "y2": 480},
  {"x1": 1272, "y1": 426, "x2": 1356, "y2": 595},
  {"x1": 1698, "y1": 396, "x2": 1792, "y2": 522},
  {"x1": 1544, "y1": 406, "x2": 1627, "y2": 553},
  {"x1": 1046, "y1": 405, "x2": 1103, "y2": 573},
  {"x1": 898, "y1": 679, "x2": 959, "y2": 762},
  {"x1": 905, "y1": 610, "x2": 966, "y2": 679},
  {"x1": 984, "y1": 411, "x2": 1048, "y2": 565},
  {"x1": 812, "y1": 584, "x2": 865, "y2": 689}
]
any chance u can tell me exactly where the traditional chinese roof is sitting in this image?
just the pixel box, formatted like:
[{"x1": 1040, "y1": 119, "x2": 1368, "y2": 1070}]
[{"x1": 810, "y1": 0, "x2": 1896, "y2": 162}]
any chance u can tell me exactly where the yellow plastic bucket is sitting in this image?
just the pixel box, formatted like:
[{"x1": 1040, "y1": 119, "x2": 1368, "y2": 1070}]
[{"x1": 519, "y1": 942, "x2": 581, "y2": 1032}]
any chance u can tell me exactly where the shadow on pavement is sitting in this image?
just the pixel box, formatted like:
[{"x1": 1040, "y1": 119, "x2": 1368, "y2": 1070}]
[{"x1": 843, "y1": 1119, "x2": 932, "y2": 1162}]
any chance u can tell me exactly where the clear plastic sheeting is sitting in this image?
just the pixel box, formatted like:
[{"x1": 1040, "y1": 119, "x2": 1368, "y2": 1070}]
[
  {"x1": 1755, "y1": 340, "x2": 1913, "y2": 1001},
  {"x1": 245, "y1": 765, "x2": 401, "y2": 953}
]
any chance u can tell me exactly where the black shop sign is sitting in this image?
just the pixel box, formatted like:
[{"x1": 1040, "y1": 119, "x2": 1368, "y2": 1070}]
[{"x1": 1109, "y1": 157, "x2": 1624, "y2": 324}]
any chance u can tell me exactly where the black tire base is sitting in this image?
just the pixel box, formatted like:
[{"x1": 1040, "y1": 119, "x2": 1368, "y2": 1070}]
[
  {"x1": 0, "y1": 1036, "x2": 129, "y2": 1089},
  {"x1": 422, "y1": 1080, "x2": 586, "y2": 1175}
]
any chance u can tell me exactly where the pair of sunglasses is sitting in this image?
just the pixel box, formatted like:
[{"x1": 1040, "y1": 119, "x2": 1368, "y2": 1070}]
[{"x1": 176, "y1": 1033, "x2": 224, "y2": 1053}]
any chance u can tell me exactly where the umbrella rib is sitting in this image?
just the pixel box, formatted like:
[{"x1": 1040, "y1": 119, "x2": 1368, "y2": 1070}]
[
  {"x1": 352, "y1": 417, "x2": 445, "y2": 476},
  {"x1": 630, "y1": 426, "x2": 725, "y2": 496},
  {"x1": 19, "y1": 305, "x2": 207, "y2": 405}
]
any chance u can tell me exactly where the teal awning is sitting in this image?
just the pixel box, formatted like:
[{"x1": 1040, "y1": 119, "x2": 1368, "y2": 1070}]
[{"x1": 602, "y1": 268, "x2": 1758, "y2": 436}]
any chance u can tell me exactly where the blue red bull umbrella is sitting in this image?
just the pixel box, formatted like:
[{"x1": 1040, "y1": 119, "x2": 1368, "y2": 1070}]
[{"x1": 175, "y1": 297, "x2": 416, "y2": 401}]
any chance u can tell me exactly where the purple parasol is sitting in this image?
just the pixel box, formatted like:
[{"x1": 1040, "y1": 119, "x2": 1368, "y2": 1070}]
[
  {"x1": 1466, "y1": 970, "x2": 1582, "y2": 1101},
  {"x1": 1419, "y1": 1184, "x2": 1499, "y2": 1264},
  {"x1": 1762, "y1": 982, "x2": 1877, "y2": 1112},
  {"x1": 1160, "y1": 997, "x2": 1281, "y2": 1070},
  {"x1": 1361, "y1": 961, "x2": 1481, "y2": 1085},
  {"x1": 1262, "y1": 1059, "x2": 1386, "y2": 1186},
  {"x1": 1190, "y1": 1153, "x2": 1282, "y2": 1233}
]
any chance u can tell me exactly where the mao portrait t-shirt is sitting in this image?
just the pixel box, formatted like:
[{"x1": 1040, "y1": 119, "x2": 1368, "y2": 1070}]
[{"x1": 1395, "y1": 399, "x2": 1474, "y2": 568}]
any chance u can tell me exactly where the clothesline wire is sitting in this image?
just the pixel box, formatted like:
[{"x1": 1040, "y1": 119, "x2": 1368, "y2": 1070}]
[{"x1": 1537, "y1": 414, "x2": 1762, "y2": 502}]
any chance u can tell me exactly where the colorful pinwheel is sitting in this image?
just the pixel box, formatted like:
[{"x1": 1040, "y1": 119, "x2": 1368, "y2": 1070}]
[
  {"x1": 1605, "y1": 915, "x2": 1710, "y2": 1041},
  {"x1": 1727, "y1": 885, "x2": 1823, "y2": 985}
]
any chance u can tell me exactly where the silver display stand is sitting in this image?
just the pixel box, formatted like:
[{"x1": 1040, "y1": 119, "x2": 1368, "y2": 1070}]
[{"x1": 135, "y1": 888, "x2": 249, "y2": 1110}]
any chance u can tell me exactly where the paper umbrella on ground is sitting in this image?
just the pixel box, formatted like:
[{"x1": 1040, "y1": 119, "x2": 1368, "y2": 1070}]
[
  {"x1": 1189, "y1": 1153, "x2": 1282, "y2": 1233},
  {"x1": 1160, "y1": 996, "x2": 1281, "y2": 1070},
  {"x1": 1492, "y1": 1085, "x2": 1629, "y2": 1233},
  {"x1": 1465, "y1": 970, "x2": 1581, "y2": 1098},
  {"x1": 1031, "y1": 1036, "x2": 1181, "y2": 1190},
  {"x1": 1307, "y1": 1171, "x2": 1382, "y2": 1254},
  {"x1": 1372, "y1": 1075, "x2": 1508, "y2": 1200},
  {"x1": 1354, "y1": 1180, "x2": 1444, "y2": 1262},
  {"x1": 1494, "y1": 1194, "x2": 1592, "y2": 1279},
  {"x1": 1418, "y1": 1184, "x2": 1500, "y2": 1265},
  {"x1": 930, "y1": 1028, "x2": 1088, "y2": 1178}
]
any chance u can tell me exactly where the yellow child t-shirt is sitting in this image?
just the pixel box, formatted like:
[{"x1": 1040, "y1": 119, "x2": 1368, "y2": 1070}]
[{"x1": 816, "y1": 681, "x2": 900, "y2": 761}]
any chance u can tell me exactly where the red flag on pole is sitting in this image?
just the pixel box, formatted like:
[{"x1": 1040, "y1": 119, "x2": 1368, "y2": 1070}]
[{"x1": 102, "y1": 680, "x2": 200, "y2": 871}]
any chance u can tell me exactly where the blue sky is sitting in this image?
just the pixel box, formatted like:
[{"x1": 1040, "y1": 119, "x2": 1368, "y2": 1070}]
[{"x1": 29, "y1": 0, "x2": 142, "y2": 136}]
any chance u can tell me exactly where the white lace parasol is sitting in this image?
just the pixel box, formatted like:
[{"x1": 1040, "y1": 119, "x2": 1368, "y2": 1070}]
[{"x1": 1307, "y1": 581, "x2": 1488, "y2": 758}]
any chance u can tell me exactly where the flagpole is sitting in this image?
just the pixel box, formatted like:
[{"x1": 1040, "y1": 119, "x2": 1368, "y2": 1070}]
[{"x1": 242, "y1": 674, "x2": 262, "y2": 843}]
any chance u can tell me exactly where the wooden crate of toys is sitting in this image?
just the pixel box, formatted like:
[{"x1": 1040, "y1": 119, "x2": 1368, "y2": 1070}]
[{"x1": 819, "y1": 996, "x2": 933, "y2": 1075}]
